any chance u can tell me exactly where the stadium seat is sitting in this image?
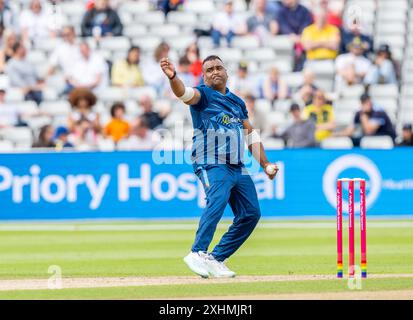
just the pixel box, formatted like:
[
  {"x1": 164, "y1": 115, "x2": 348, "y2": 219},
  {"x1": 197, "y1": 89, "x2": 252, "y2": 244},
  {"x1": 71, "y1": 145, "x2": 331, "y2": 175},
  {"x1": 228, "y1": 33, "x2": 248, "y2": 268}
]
[
  {"x1": 123, "y1": 25, "x2": 147, "y2": 38},
  {"x1": 27, "y1": 51, "x2": 47, "y2": 65},
  {"x1": 255, "y1": 99, "x2": 272, "y2": 113},
  {"x1": 128, "y1": 87, "x2": 157, "y2": 100},
  {"x1": 0, "y1": 127, "x2": 33, "y2": 148},
  {"x1": 232, "y1": 36, "x2": 260, "y2": 49},
  {"x1": 273, "y1": 99, "x2": 293, "y2": 113},
  {"x1": 167, "y1": 12, "x2": 197, "y2": 26},
  {"x1": 260, "y1": 60, "x2": 293, "y2": 73},
  {"x1": 335, "y1": 110, "x2": 355, "y2": 127},
  {"x1": 168, "y1": 36, "x2": 197, "y2": 52},
  {"x1": 150, "y1": 24, "x2": 181, "y2": 38},
  {"x1": 399, "y1": 110, "x2": 413, "y2": 123},
  {"x1": 39, "y1": 101, "x2": 72, "y2": 117},
  {"x1": 206, "y1": 48, "x2": 242, "y2": 63},
  {"x1": 266, "y1": 35, "x2": 294, "y2": 51},
  {"x1": 119, "y1": 12, "x2": 132, "y2": 26},
  {"x1": 184, "y1": 0, "x2": 215, "y2": 13},
  {"x1": 135, "y1": 12, "x2": 165, "y2": 26},
  {"x1": 263, "y1": 138, "x2": 285, "y2": 150},
  {"x1": 97, "y1": 138, "x2": 115, "y2": 151},
  {"x1": 282, "y1": 72, "x2": 304, "y2": 89},
  {"x1": 304, "y1": 60, "x2": 335, "y2": 75},
  {"x1": 43, "y1": 88, "x2": 59, "y2": 101},
  {"x1": 5, "y1": 88, "x2": 24, "y2": 102},
  {"x1": 370, "y1": 84, "x2": 399, "y2": 98},
  {"x1": 266, "y1": 111, "x2": 287, "y2": 127},
  {"x1": 45, "y1": 74, "x2": 66, "y2": 92},
  {"x1": 360, "y1": 136, "x2": 394, "y2": 149},
  {"x1": 334, "y1": 99, "x2": 360, "y2": 112},
  {"x1": 0, "y1": 140, "x2": 14, "y2": 152},
  {"x1": 132, "y1": 36, "x2": 162, "y2": 51},
  {"x1": 99, "y1": 37, "x2": 130, "y2": 52},
  {"x1": 244, "y1": 48, "x2": 277, "y2": 62},
  {"x1": 375, "y1": 23, "x2": 406, "y2": 35},
  {"x1": 340, "y1": 85, "x2": 365, "y2": 99},
  {"x1": 320, "y1": 137, "x2": 354, "y2": 149},
  {"x1": 119, "y1": 1, "x2": 151, "y2": 16},
  {"x1": 59, "y1": 1, "x2": 85, "y2": 16},
  {"x1": 26, "y1": 116, "x2": 52, "y2": 131},
  {"x1": 373, "y1": 98, "x2": 398, "y2": 114},
  {"x1": 14, "y1": 101, "x2": 39, "y2": 116},
  {"x1": 98, "y1": 87, "x2": 128, "y2": 102}
]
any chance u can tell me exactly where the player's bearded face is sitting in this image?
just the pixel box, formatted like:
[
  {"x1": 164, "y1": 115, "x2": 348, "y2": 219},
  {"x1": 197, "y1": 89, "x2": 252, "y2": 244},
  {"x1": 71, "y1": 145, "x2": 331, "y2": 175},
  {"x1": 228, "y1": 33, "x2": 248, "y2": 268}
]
[{"x1": 203, "y1": 60, "x2": 228, "y2": 89}]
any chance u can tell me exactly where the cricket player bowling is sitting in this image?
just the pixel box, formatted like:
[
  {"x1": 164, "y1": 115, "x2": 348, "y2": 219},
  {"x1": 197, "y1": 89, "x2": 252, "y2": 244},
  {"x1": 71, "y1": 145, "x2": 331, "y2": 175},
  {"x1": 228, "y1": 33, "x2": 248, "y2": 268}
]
[{"x1": 160, "y1": 55, "x2": 279, "y2": 278}]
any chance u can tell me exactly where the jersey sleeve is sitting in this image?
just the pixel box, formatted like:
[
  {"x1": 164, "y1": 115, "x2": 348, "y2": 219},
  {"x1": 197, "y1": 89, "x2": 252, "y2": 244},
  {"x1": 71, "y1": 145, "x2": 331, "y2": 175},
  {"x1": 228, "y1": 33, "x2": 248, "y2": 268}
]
[
  {"x1": 190, "y1": 85, "x2": 208, "y2": 110},
  {"x1": 240, "y1": 100, "x2": 249, "y2": 120}
]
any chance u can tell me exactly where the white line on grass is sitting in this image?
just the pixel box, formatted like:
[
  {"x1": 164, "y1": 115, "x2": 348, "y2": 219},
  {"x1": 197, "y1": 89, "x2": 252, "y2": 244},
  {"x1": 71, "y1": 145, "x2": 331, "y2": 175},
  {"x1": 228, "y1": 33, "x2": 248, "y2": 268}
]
[{"x1": 0, "y1": 221, "x2": 413, "y2": 231}]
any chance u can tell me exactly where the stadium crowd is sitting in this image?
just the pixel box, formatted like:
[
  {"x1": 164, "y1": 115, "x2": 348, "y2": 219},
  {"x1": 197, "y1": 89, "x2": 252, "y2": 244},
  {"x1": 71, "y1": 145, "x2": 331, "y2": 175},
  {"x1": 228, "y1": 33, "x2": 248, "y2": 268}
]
[{"x1": 0, "y1": 0, "x2": 412, "y2": 151}]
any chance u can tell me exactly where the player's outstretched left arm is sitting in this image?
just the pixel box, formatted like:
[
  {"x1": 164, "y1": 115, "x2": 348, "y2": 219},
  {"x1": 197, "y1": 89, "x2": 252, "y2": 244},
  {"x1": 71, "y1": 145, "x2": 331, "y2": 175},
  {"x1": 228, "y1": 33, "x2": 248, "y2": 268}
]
[{"x1": 243, "y1": 120, "x2": 278, "y2": 180}]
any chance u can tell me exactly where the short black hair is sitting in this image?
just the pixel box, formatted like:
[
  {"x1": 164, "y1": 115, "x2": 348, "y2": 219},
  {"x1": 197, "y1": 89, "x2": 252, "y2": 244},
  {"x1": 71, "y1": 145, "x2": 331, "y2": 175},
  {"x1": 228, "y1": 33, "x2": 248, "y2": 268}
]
[
  {"x1": 128, "y1": 45, "x2": 140, "y2": 53},
  {"x1": 110, "y1": 102, "x2": 126, "y2": 117},
  {"x1": 360, "y1": 93, "x2": 371, "y2": 103},
  {"x1": 202, "y1": 55, "x2": 223, "y2": 65}
]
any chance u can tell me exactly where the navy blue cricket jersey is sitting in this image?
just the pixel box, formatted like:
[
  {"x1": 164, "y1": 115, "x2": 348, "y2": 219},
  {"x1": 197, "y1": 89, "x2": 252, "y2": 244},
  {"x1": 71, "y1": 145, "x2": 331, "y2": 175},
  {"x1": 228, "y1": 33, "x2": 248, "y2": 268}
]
[{"x1": 189, "y1": 85, "x2": 248, "y2": 167}]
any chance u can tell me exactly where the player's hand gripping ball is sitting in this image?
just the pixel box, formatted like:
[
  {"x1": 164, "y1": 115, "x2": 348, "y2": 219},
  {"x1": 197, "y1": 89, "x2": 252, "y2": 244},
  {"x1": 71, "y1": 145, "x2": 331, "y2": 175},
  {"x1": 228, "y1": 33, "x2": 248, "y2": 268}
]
[{"x1": 265, "y1": 163, "x2": 279, "y2": 180}]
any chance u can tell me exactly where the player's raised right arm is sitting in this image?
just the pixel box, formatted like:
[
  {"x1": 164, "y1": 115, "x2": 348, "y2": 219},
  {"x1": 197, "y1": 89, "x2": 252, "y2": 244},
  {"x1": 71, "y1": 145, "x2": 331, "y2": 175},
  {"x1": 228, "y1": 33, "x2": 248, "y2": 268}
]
[{"x1": 160, "y1": 57, "x2": 201, "y2": 105}]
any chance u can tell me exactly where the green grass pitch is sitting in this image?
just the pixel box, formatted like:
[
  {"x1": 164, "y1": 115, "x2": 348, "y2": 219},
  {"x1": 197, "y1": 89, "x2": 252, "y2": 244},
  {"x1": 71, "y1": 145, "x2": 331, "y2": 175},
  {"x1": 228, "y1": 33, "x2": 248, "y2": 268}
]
[{"x1": 0, "y1": 219, "x2": 412, "y2": 299}]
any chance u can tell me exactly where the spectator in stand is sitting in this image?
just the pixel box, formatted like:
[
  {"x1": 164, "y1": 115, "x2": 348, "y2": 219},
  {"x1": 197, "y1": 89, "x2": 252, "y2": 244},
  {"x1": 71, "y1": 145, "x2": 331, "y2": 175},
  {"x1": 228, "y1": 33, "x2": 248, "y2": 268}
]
[
  {"x1": 164, "y1": 56, "x2": 196, "y2": 98},
  {"x1": 244, "y1": 94, "x2": 268, "y2": 133},
  {"x1": 6, "y1": 42, "x2": 44, "y2": 105},
  {"x1": 53, "y1": 126, "x2": 74, "y2": 150},
  {"x1": 103, "y1": 102, "x2": 130, "y2": 143},
  {"x1": 0, "y1": 29, "x2": 18, "y2": 73},
  {"x1": 260, "y1": 66, "x2": 289, "y2": 102},
  {"x1": 68, "y1": 117, "x2": 99, "y2": 150},
  {"x1": 280, "y1": 103, "x2": 316, "y2": 147},
  {"x1": 246, "y1": 0, "x2": 278, "y2": 43},
  {"x1": 317, "y1": 0, "x2": 344, "y2": 28},
  {"x1": 301, "y1": 8, "x2": 340, "y2": 62},
  {"x1": 364, "y1": 44, "x2": 398, "y2": 85},
  {"x1": 81, "y1": 0, "x2": 123, "y2": 38},
  {"x1": 176, "y1": 56, "x2": 197, "y2": 87},
  {"x1": 294, "y1": 68, "x2": 318, "y2": 106},
  {"x1": 397, "y1": 124, "x2": 413, "y2": 147},
  {"x1": 66, "y1": 41, "x2": 109, "y2": 93},
  {"x1": 335, "y1": 38, "x2": 371, "y2": 91},
  {"x1": 117, "y1": 116, "x2": 161, "y2": 150},
  {"x1": 139, "y1": 94, "x2": 169, "y2": 130},
  {"x1": 111, "y1": 46, "x2": 144, "y2": 87},
  {"x1": 340, "y1": 19, "x2": 373, "y2": 56},
  {"x1": 303, "y1": 89, "x2": 336, "y2": 142},
  {"x1": 211, "y1": 0, "x2": 247, "y2": 48},
  {"x1": 158, "y1": 0, "x2": 184, "y2": 17},
  {"x1": 47, "y1": 26, "x2": 80, "y2": 84},
  {"x1": 275, "y1": 0, "x2": 313, "y2": 71},
  {"x1": 32, "y1": 124, "x2": 55, "y2": 148},
  {"x1": 184, "y1": 43, "x2": 202, "y2": 82},
  {"x1": 276, "y1": 0, "x2": 313, "y2": 36},
  {"x1": 19, "y1": 0, "x2": 62, "y2": 44},
  {"x1": 0, "y1": 86, "x2": 19, "y2": 128},
  {"x1": 335, "y1": 93, "x2": 396, "y2": 146},
  {"x1": 68, "y1": 88, "x2": 101, "y2": 133},
  {"x1": 141, "y1": 41, "x2": 170, "y2": 94},
  {"x1": 228, "y1": 61, "x2": 258, "y2": 97},
  {"x1": 0, "y1": 0, "x2": 15, "y2": 31}
]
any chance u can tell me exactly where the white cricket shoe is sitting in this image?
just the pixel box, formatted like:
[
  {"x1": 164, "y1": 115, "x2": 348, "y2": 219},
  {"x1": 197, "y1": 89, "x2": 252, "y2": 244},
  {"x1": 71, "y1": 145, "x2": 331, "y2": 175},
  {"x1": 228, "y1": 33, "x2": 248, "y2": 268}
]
[
  {"x1": 203, "y1": 255, "x2": 236, "y2": 278},
  {"x1": 183, "y1": 252, "x2": 210, "y2": 278}
]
